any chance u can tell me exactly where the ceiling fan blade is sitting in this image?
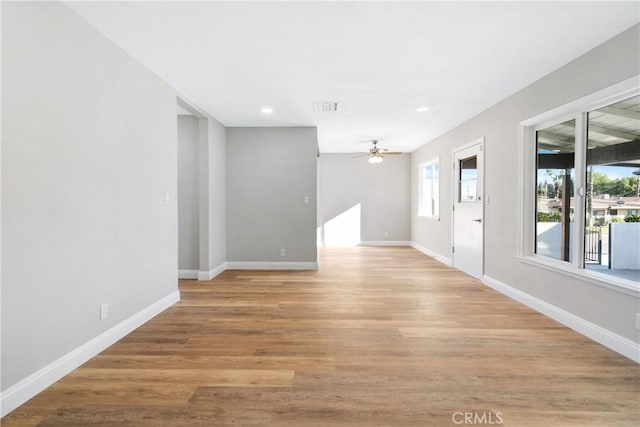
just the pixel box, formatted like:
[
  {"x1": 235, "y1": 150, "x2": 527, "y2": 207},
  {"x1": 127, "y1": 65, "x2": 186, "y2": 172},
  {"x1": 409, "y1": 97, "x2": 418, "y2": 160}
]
[
  {"x1": 380, "y1": 151, "x2": 402, "y2": 155},
  {"x1": 352, "y1": 153, "x2": 370, "y2": 158}
]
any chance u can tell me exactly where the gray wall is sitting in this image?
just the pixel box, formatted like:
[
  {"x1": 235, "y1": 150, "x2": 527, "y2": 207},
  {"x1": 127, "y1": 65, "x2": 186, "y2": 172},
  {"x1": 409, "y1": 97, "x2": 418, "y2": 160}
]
[
  {"x1": 411, "y1": 24, "x2": 640, "y2": 342},
  {"x1": 226, "y1": 127, "x2": 318, "y2": 263},
  {"x1": 177, "y1": 109, "x2": 226, "y2": 276},
  {"x1": 1, "y1": 1, "x2": 178, "y2": 390},
  {"x1": 178, "y1": 116, "x2": 199, "y2": 270},
  {"x1": 205, "y1": 117, "x2": 227, "y2": 270},
  {"x1": 318, "y1": 154, "x2": 411, "y2": 244}
]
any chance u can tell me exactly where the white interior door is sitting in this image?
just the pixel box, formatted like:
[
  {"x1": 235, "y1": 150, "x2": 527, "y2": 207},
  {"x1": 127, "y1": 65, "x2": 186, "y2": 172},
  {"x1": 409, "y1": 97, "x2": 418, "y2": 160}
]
[{"x1": 453, "y1": 140, "x2": 484, "y2": 279}]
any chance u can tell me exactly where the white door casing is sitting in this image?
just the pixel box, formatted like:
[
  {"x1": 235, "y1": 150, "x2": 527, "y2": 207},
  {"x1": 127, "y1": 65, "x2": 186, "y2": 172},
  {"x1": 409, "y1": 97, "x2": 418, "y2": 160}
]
[{"x1": 453, "y1": 138, "x2": 484, "y2": 279}]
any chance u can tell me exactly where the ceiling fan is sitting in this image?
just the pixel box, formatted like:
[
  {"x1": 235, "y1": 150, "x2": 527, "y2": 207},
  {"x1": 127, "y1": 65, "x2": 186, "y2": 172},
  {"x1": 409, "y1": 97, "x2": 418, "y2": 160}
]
[{"x1": 354, "y1": 140, "x2": 402, "y2": 164}]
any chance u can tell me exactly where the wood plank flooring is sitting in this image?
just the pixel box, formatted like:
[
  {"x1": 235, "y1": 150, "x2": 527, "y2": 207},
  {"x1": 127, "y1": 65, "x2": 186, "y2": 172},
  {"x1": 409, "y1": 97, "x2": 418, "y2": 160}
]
[{"x1": 3, "y1": 247, "x2": 639, "y2": 426}]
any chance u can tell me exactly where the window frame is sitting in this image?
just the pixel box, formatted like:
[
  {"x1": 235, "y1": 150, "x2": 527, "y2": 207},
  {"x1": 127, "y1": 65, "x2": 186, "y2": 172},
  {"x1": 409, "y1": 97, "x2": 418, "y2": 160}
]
[
  {"x1": 519, "y1": 76, "x2": 640, "y2": 296},
  {"x1": 418, "y1": 158, "x2": 440, "y2": 219}
]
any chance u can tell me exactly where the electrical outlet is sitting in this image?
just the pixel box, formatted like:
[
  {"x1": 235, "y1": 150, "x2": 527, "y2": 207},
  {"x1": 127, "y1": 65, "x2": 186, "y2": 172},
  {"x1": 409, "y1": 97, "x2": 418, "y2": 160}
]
[
  {"x1": 280, "y1": 248, "x2": 286, "y2": 257},
  {"x1": 384, "y1": 231, "x2": 389, "y2": 238},
  {"x1": 636, "y1": 313, "x2": 640, "y2": 330},
  {"x1": 100, "y1": 303, "x2": 108, "y2": 320}
]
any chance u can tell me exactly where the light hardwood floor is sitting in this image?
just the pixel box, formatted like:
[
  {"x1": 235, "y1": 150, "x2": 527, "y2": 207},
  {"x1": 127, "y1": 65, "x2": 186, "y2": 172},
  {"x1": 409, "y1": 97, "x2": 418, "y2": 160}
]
[{"x1": 3, "y1": 247, "x2": 639, "y2": 426}]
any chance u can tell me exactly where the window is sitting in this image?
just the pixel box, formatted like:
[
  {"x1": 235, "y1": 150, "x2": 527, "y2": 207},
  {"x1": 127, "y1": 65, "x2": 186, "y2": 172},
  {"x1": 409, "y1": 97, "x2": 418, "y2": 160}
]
[
  {"x1": 521, "y1": 79, "x2": 639, "y2": 292},
  {"x1": 535, "y1": 119, "x2": 575, "y2": 261},
  {"x1": 419, "y1": 159, "x2": 440, "y2": 218},
  {"x1": 459, "y1": 156, "x2": 478, "y2": 202}
]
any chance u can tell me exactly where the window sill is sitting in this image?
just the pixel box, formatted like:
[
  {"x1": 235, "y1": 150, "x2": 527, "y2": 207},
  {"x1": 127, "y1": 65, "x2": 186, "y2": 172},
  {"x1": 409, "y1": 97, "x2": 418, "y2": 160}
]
[
  {"x1": 417, "y1": 215, "x2": 440, "y2": 221},
  {"x1": 518, "y1": 255, "x2": 640, "y2": 297}
]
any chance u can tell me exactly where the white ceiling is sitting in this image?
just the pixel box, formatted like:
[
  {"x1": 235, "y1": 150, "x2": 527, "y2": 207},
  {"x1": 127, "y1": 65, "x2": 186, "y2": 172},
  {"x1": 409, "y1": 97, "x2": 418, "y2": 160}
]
[{"x1": 66, "y1": 1, "x2": 639, "y2": 153}]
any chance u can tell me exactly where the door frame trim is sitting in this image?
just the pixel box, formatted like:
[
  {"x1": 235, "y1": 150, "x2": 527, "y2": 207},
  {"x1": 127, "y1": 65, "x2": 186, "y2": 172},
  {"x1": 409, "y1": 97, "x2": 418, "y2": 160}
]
[{"x1": 451, "y1": 137, "x2": 485, "y2": 278}]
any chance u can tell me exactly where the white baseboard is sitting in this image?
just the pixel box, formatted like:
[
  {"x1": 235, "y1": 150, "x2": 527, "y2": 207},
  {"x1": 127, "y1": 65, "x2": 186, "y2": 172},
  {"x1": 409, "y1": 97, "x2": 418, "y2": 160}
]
[
  {"x1": 178, "y1": 269, "x2": 198, "y2": 279},
  {"x1": 410, "y1": 241, "x2": 453, "y2": 266},
  {"x1": 225, "y1": 262, "x2": 318, "y2": 270},
  {"x1": 358, "y1": 241, "x2": 412, "y2": 247},
  {"x1": 318, "y1": 241, "x2": 411, "y2": 247},
  {"x1": 0, "y1": 290, "x2": 180, "y2": 417},
  {"x1": 197, "y1": 262, "x2": 227, "y2": 281},
  {"x1": 482, "y1": 275, "x2": 639, "y2": 363},
  {"x1": 187, "y1": 261, "x2": 319, "y2": 278}
]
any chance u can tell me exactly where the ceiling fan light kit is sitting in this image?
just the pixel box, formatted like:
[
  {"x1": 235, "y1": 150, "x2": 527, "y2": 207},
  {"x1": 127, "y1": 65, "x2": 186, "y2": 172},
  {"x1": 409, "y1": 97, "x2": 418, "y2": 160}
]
[
  {"x1": 357, "y1": 140, "x2": 401, "y2": 164},
  {"x1": 352, "y1": 140, "x2": 402, "y2": 164}
]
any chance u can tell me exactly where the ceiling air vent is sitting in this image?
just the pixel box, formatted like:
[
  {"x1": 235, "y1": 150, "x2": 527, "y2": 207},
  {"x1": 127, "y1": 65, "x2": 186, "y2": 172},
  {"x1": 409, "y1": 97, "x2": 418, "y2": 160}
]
[{"x1": 313, "y1": 102, "x2": 339, "y2": 113}]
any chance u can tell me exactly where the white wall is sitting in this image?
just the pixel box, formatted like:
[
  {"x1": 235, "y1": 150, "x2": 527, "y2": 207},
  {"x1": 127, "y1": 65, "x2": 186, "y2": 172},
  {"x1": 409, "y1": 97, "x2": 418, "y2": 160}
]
[
  {"x1": 411, "y1": 24, "x2": 640, "y2": 342},
  {"x1": 2, "y1": 1, "x2": 178, "y2": 391},
  {"x1": 610, "y1": 223, "x2": 640, "y2": 269},
  {"x1": 535, "y1": 223, "x2": 575, "y2": 262},
  {"x1": 178, "y1": 115, "x2": 199, "y2": 270},
  {"x1": 226, "y1": 127, "x2": 317, "y2": 264},
  {"x1": 318, "y1": 154, "x2": 411, "y2": 245}
]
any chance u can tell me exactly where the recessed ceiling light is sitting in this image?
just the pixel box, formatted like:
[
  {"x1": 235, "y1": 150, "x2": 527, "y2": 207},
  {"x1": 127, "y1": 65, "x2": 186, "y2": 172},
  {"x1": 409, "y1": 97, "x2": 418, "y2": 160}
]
[
  {"x1": 416, "y1": 106, "x2": 429, "y2": 113},
  {"x1": 261, "y1": 107, "x2": 273, "y2": 114}
]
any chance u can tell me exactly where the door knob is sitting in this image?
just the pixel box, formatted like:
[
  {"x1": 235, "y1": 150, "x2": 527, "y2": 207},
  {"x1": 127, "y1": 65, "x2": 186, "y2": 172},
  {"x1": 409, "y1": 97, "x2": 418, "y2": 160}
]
[{"x1": 472, "y1": 218, "x2": 482, "y2": 223}]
